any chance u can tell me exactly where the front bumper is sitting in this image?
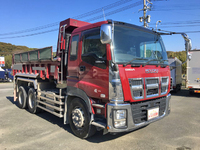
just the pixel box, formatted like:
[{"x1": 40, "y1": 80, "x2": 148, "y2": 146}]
[{"x1": 107, "y1": 93, "x2": 171, "y2": 133}]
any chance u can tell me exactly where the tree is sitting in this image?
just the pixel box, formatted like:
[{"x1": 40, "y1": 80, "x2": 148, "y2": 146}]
[{"x1": 0, "y1": 42, "x2": 35, "y2": 69}]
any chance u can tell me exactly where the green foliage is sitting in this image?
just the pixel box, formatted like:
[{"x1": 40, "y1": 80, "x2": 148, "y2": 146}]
[
  {"x1": 167, "y1": 51, "x2": 187, "y2": 74},
  {"x1": 0, "y1": 42, "x2": 35, "y2": 69}
]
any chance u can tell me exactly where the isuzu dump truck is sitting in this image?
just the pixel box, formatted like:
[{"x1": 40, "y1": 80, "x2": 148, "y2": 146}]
[
  {"x1": 186, "y1": 50, "x2": 200, "y2": 94},
  {"x1": 13, "y1": 18, "x2": 192, "y2": 138}
]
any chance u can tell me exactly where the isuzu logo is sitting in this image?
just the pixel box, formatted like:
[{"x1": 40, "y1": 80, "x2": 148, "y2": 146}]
[{"x1": 145, "y1": 69, "x2": 158, "y2": 73}]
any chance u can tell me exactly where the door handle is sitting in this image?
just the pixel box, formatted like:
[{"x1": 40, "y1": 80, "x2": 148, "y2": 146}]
[{"x1": 80, "y1": 66, "x2": 86, "y2": 72}]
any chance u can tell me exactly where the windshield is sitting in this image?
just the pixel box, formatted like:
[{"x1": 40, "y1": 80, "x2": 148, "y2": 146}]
[{"x1": 113, "y1": 25, "x2": 168, "y2": 65}]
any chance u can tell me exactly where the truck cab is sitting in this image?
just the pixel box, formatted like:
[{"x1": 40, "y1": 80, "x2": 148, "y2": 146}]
[{"x1": 65, "y1": 20, "x2": 171, "y2": 134}]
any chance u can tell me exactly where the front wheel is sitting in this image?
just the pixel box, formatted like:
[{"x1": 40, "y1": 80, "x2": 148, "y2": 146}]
[{"x1": 68, "y1": 98, "x2": 96, "y2": 138}]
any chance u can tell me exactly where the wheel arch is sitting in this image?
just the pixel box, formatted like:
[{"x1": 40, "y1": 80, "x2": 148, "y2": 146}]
[{"x1": 64, "y1": 87, "x2": 93, "y2": 125}]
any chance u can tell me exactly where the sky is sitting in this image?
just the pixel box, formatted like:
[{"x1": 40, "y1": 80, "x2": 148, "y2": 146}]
[{"x1": 0, "y1": 0, "x2": 200, "y2": 52}]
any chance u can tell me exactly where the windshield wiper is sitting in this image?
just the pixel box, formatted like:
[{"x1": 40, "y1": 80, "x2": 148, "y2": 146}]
[
  {"x1": 159, "y1": 60, "x2": 168, "y2": 67},
  {"x1": 143, "y1": 59, "x2": 168, "y2": 66},
  {"x1": 159, "y1": 60, "x2": 168, "y2": 64},
  {"x1": 123, "y1": 57, "x2": 148, "y2": 67},
  {"x1": 143, "y1": 59, "x2": 160, "y2": 66}
]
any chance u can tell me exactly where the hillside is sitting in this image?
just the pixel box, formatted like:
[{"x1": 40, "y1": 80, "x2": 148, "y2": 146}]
[{"x1": 0, "y1": 42, "x2": 36, "y2": 68}]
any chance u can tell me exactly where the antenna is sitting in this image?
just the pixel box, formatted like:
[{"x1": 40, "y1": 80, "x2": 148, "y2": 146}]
[
  {"x1": 102, "y1": 8, "x2": 106, "y2": 21},
  {"x1": 156, "y1": 20, "x2": 162, "y2": 31}
]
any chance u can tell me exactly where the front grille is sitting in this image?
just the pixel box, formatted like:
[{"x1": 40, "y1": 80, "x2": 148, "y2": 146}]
[
  {"x1": 130, "y1": 80, "x2": 142, "y2": 85},
  {"x1": 147, "y1": 89, "x2": 158, "y2": 95},
  {"x1": 162, "y1": 78, "x2": 167, "y2": 83},
  {"x1": 161, "y1": 77, "x2": 169, "y2": 95},
  {"x1": 129, "y1": 77, "x2": 169, "y2": 100},
  {"x1": 129, "y1": 78, "x2": 144, "y2": 100},
  {"x1": 146, "y1": 78, "x2": 159, "y2": 84},
  {"x1": 146, "y1": 77, "x2": 159, "y2": 98},
  {"x1": 131, "y1": 97, "x2": 166, "y2": 124}
]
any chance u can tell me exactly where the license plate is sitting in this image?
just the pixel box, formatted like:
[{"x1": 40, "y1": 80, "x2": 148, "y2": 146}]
[{"x1": 147, "y1": 107, "x2": 159, "y2": 120}]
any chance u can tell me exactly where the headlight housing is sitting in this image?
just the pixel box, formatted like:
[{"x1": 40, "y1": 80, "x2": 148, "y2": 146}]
[
  {"x1": 113, "y1": 109, "x2": 127, "y2": 128},
  {"x1": 109, "y1": 68, "x2": 124, "y2": 103}
]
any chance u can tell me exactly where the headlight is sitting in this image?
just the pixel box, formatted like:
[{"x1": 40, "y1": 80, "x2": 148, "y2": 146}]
[
  {"x1": 109, "y1": 72, "x2": 124, "y2": 103},
  {"x1": 109, "y1": 61, "x2": 124, "y2": 103},
  {"x1": 113, "y1": 109, "x2": 127, "y2": 128},
  {"x1": 115, "y1": 110, "x2": 126, "y2": 120}
]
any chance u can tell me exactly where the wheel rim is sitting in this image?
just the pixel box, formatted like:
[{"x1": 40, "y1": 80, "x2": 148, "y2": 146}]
[
  {"x1": 72, "y1": 107, "x2": 85, "y2": 128},
  {"x1": 18, "y1": 90, "x2": 23, "y2": 104},
  {"x1": 29, "y1": 93, "x2": 35, "y2": 109}
]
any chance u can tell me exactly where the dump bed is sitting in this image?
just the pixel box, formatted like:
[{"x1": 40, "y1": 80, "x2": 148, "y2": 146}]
[{"x1": 12, "y1": 46, "x2": 60, "y2": 80}]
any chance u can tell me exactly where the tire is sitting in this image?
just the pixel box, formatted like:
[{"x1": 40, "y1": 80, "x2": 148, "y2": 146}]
[
  {"x1": 17, "y1": 86, "x2": 27, "y2": 109},
  {"x1": 178, "y1": 84, "x2": 181, "y2": 91},
  {"x1": 8, "y1": 78, "x2": 13, "y2": 82},
  {"x1": 68, "y1": 98, "x2": 96, "y2": 138},
  {"x1": 27, "y1": 88, "x2": 39, "y2": 114},
  {"x1": 189, "y1": 90, "x2": 194, "y2": 95}
]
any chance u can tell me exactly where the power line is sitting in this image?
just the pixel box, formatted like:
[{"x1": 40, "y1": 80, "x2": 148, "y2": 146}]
[
  {"x1": 85, "y1": 1, "x2": 142, "y2": 22},
  {"x1": 0, "y1": 22, "x2": 59, "y2": 36},
  {"x1": 150, "y1": 20, "x2": 200, "y2": 25},
  {"x1": 0, "y1": 29, "x2": 58, "y2": 39},
  {"x1": 160, "y1": 24, "x2": 200, "y2": 28},
  {"x1": 0, "y1": 1, "x2": 142, "y2": 39},
  {"x1": 0, "y1": 0, "x2": 137, "y2": 36},
  {"x1": 73, "y1": 0, "x2": 135, "y2": 20},
  {"x1": 184, "y1": 31, "x2": 200, "y2": 33}
]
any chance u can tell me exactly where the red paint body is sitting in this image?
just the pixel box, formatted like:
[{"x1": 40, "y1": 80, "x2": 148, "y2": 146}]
[{"x1": 12, "y1": 18, "x2": 171, "y2": 117}]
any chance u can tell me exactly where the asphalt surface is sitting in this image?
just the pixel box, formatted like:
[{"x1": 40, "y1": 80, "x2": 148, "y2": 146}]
[{"x1": 0, "y1": 83, "x2": 200, "y2": 150}]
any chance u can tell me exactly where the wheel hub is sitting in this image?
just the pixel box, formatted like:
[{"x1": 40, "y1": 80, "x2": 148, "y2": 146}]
[{"x1": 72, "y1": 108, "x2": 85, "y2": 128}]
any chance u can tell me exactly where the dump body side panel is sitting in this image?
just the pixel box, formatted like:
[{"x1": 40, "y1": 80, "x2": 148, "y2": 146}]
[{"x1": 12, "y1": 46, "x2": 60, "y2": 80}]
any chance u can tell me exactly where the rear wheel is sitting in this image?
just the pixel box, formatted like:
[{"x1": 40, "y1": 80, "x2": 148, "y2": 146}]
[
  {"x1": 68, "y1": 98, "x2": 96, "y2": 138},
  {"x1": 27, "y1": 88, "x2": 39, "y2": 114},
  {"x1": 189, "y1": 90, "x2": 194, "y2": 95},
  {"x1": 17, "y1": 86, "x2": 27, "y2": 109}
]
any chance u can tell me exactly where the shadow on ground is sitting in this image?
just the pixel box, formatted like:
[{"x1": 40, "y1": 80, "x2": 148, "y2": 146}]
[
  {"x1": 170, "y1": 88, "x2": 200, "y2": 98},
  {"x1": 6, "y1": 96, "x2": 141, "y2": 143}
]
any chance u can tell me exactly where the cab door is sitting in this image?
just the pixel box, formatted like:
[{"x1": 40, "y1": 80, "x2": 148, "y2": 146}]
[
  {"x1": 67, "y1": 34, "x2": 80, "y2": 87},
  {"x1": 78, "y1": 28, "x2": 109, "y2": 100}
]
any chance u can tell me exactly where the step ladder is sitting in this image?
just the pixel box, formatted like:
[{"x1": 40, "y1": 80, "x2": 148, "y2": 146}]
[
  {"x1": 37, "y1": 89, "x2": 65, "y2": 118},
  {"x1": 57, "y1": 24, "x2": 67, "y2": 84}
]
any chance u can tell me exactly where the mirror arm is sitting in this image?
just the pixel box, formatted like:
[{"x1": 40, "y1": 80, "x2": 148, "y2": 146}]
[{"x1": 158, "y1": 30, "x2": 192, "y2": 62}]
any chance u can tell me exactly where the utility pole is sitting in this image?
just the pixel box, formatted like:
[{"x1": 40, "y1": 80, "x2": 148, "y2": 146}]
[
  {"x1": 143, "y1": 0, "x2": 147, "y2": 27},
  {"x1": 139, "y1": 0, "x2": 152, "y2": 28},
  {"x1": 139, "y1": 0, "x2": 152, "y2": 57}
]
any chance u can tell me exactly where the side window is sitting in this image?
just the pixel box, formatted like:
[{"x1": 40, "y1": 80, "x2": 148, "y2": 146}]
[
  {"x1": 81, "y1": 29, "x2": 106, "y2": 69},
  {"x1": 70, "y1": 35, "x2": 79, "y2": 61}
]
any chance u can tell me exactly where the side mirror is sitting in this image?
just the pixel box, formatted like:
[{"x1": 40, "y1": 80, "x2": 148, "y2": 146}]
[
  {"x1": 186, "y1": 39, "x2": 192, "y2": 61},
  {"x1": 100, "y1": 24, "x2": 112, "y2": 44},
  {"x1": 188, "y1": 39, "x2": 192, "y2": 51},
  {"x1": 188, "y1": 52, "x2": 192, "y2": 61}
]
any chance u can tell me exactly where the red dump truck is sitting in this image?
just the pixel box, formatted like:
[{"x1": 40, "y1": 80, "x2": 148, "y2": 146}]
[{"x1": 12, "y1": 18, "x2": 192, "y2": 138}]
